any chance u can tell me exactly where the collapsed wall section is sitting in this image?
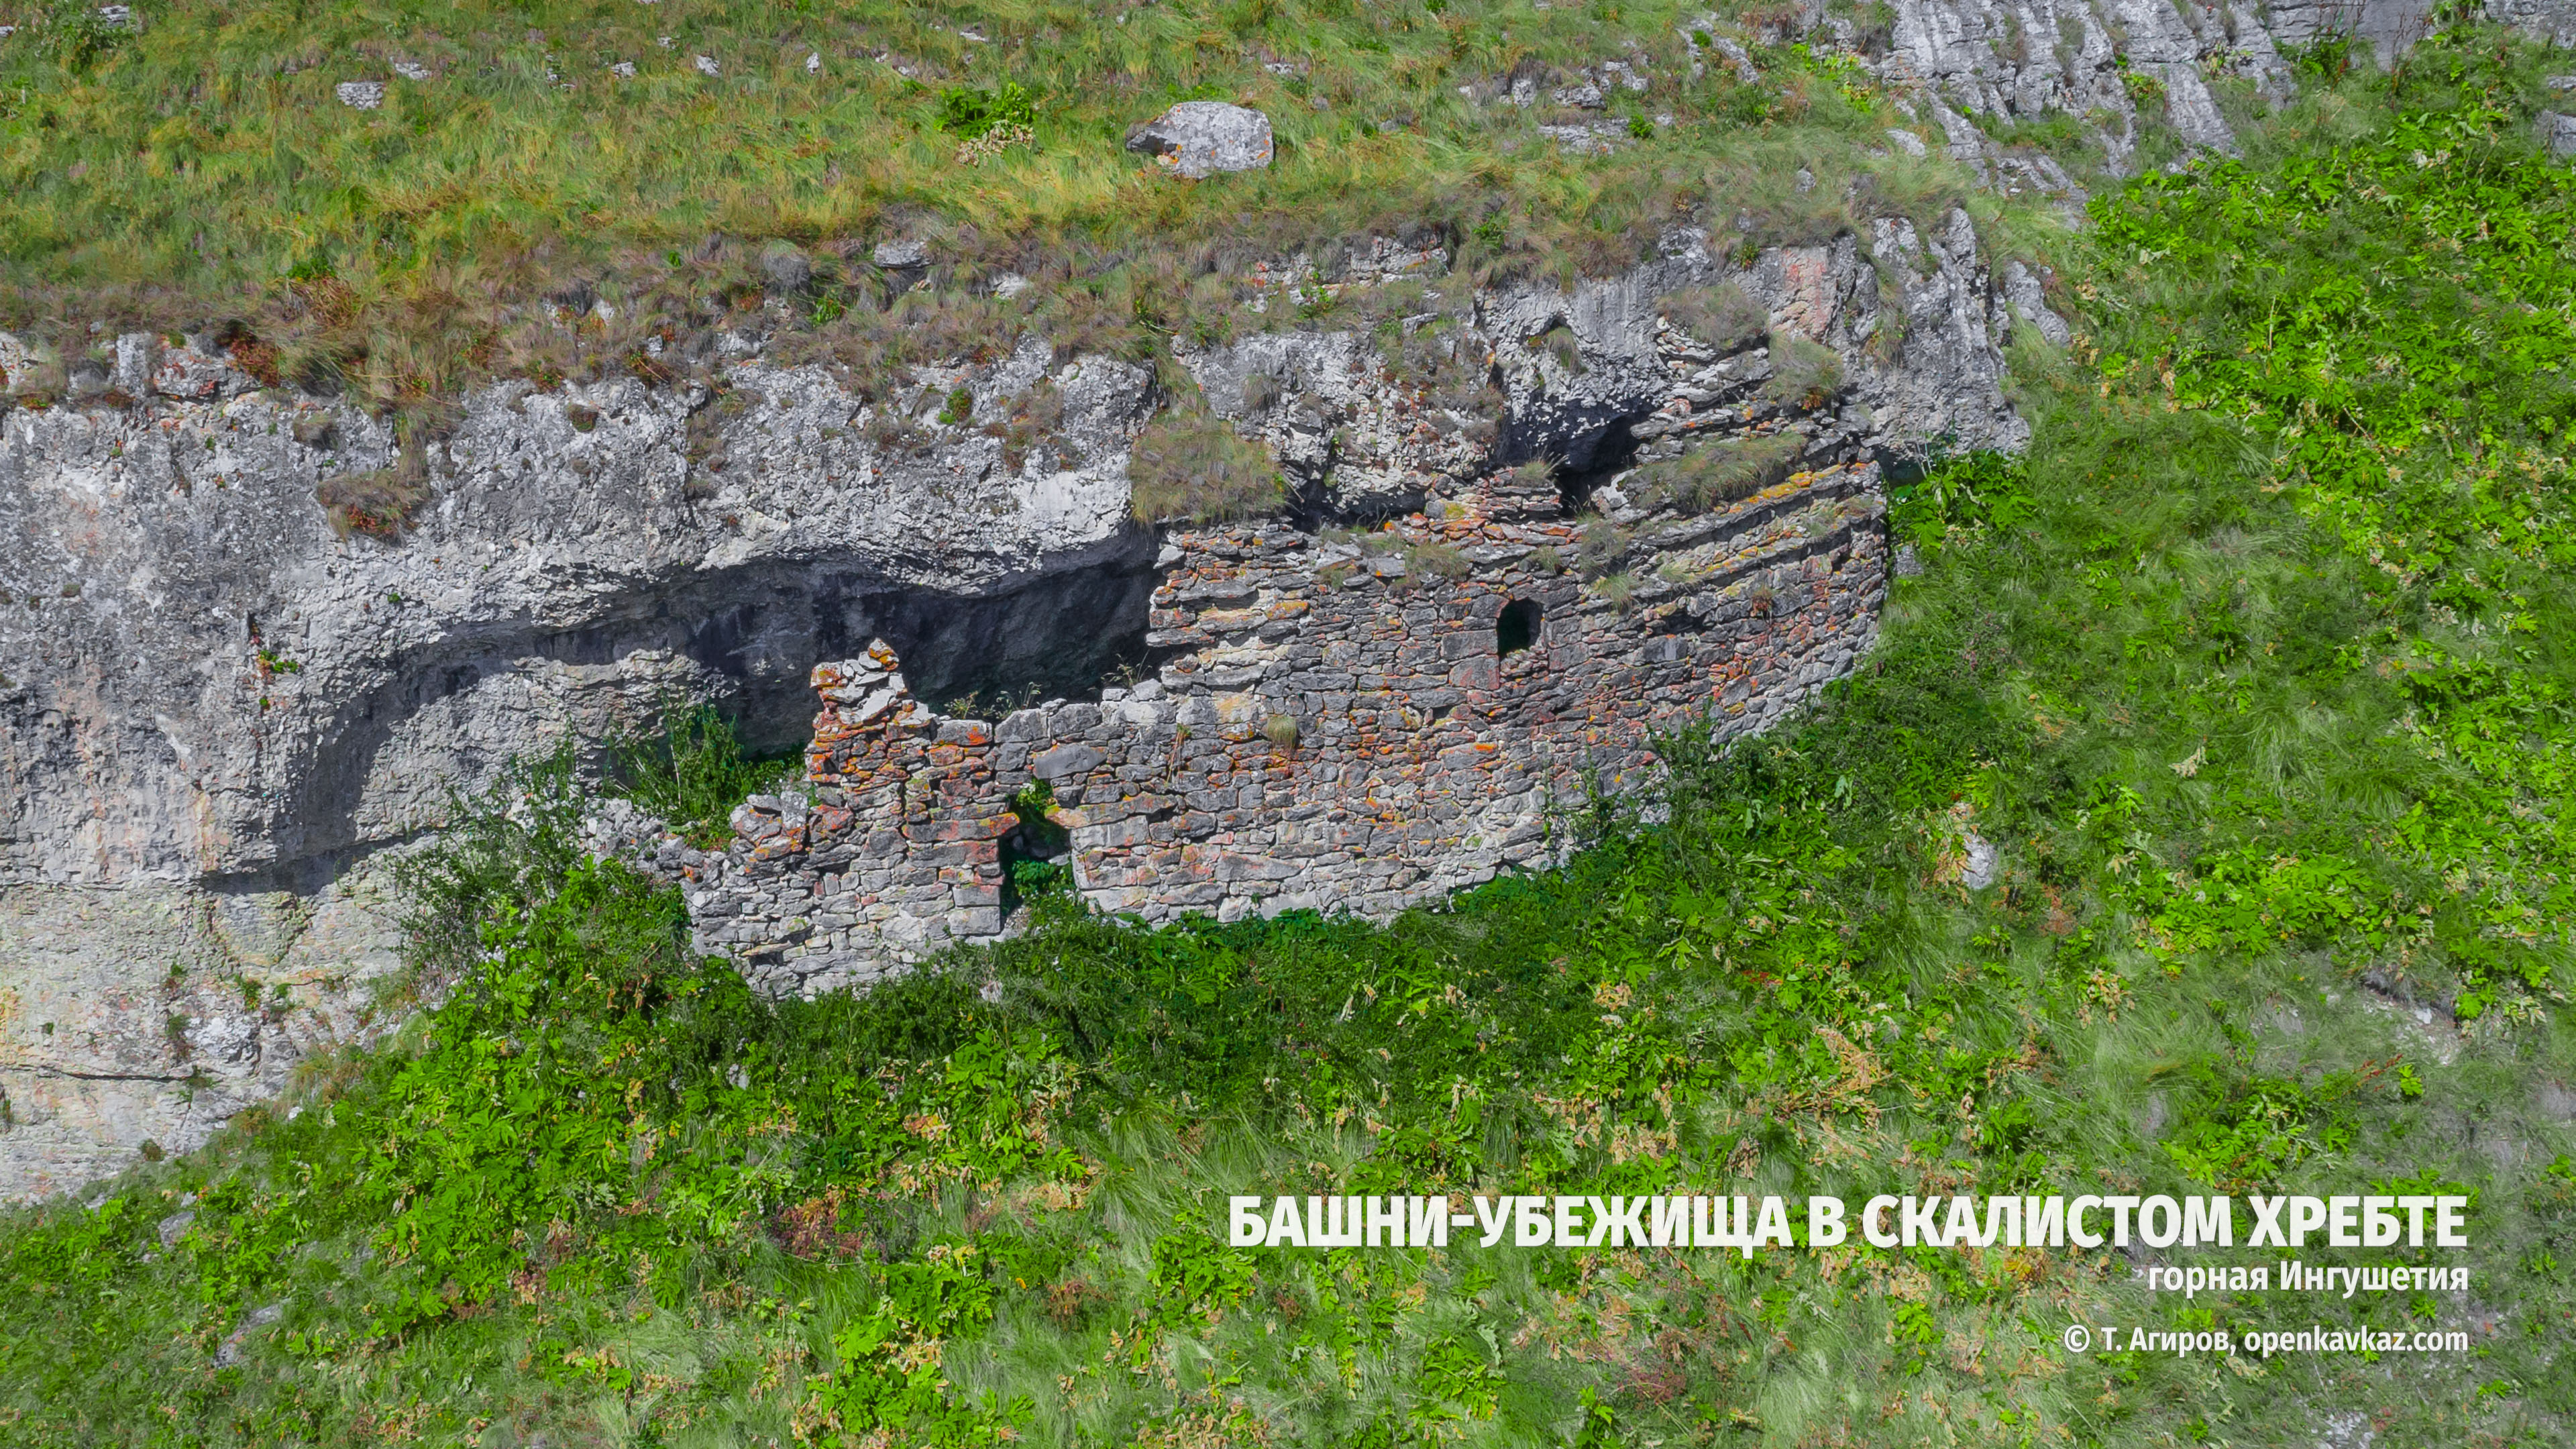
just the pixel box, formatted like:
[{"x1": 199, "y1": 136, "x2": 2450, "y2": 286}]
[{"x1": 687, "y1": 464, "x2": 1885, "y2": 996}]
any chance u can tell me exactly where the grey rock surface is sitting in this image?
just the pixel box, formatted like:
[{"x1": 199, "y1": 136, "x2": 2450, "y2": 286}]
[
  {"x1": 1961, "y1": 830, "x2": 2000, "y2": 890},
  {"x1": 1883, "y1": 0, "x2": 2575, "y2": 168},
  {"x1": 215, "y1": 1301, "x2": 284, "y2": 1367},
  {"x1": 2265, "y1": 0, "x2": 2576, "y2": 61},
  {"x1": 0, "y1": 862, "x2": 403, "y2": 1201},
  {"x1": 1125, "y1": 102, "x2": 1276, "y2": 178},
  {"x1": 2000, "y1": 259, "x2": 2074, "y2": 347},
  {"x1": 761, "y1": 243, "x2": 814, "y2": 294},
  {"x1": 0, "y1": 325, "x2": 1161, "y2": 1200},
  {"x1": 1, "y1": 331, "x2": 1158, "y2": 892},
  {"x1": 1886, "y1": 0, "x2": 2282, "y2": 162},
  {"x1": 871, "y1": 237, "x2": 929, "y2": 270},
  {"x1": 1181, "y1": 215, "x2": 2025, "y2": 519},
  {"x1": 2541, "y1": 111, "x2": 2576, "y2": 160}
]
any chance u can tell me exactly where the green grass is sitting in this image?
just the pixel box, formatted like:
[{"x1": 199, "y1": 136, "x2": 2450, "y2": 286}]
[
  {"x1": 609, "y1": 702, "x2": 802, "y2": 849},
  {"x1": 0, "y1": 0, "x2": 1988, "y2": 412},
  {"x1": 5, "y1": 21, "x2": 2576, "y2": 1449}
]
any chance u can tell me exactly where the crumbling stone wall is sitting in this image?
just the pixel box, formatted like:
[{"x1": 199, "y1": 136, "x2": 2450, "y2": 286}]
[{"x1": 688, "y1": 461, "x2": 1886, "y2": 997}]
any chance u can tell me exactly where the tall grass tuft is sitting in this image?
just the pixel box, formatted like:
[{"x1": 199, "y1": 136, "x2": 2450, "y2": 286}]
[{"x1": 1127, "y1": 407, "x2": 1285, "y2": 523}]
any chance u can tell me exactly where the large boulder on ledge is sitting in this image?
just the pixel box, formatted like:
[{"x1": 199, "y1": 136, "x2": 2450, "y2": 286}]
[{"x1": 1124, "y1": 102, "x2": 1275, "y2": 178}]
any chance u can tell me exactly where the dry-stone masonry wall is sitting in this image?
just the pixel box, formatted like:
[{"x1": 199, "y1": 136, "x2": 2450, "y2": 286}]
[
  {"x1": 690, "y1": 471, "x2": 1882, "y2": 995},
  {"x1": 680, "y1": 290, "x2": 1900, "y2": 991}
]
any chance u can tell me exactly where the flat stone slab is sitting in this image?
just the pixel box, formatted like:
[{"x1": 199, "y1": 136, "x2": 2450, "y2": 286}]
[{"x1": 1125, "y1": 102, "x2": 1273, "y2": 178}]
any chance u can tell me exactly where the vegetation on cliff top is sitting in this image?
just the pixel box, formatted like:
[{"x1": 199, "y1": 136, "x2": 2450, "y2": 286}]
[
  {"x1": 0, "y1": 0, "x2": 1980, "y2": 411},
  {"x1": 3, "y1": 19, "x2": 2576, "y2": 1449}
]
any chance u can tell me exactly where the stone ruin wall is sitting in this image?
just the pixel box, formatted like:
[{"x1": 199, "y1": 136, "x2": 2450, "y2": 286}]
[{"x1": 684, "y1": 462, "x2": 1885, "y2": 997}]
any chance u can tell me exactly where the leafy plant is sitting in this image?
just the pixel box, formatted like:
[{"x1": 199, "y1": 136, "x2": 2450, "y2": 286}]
[
  {"x1": 2163, "y1": 1067, "x2": 2357, "y2": 1193},
  {"x1": 936, "y1": 83, "x2": 1038, "y2": 140},
  {"x1": 608, "y1": 700, "x2": 796, "y2": 849},
  {"x1": 35, "y1": 0, "x2": 133, "y2": 70},
  {"x1": 1886, "y1": 449, "x2": 2035, "y2": 550}
]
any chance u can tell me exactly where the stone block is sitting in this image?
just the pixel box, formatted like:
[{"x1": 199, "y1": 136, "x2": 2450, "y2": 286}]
[
  {"x1": 1032, "y1": 742, "x2": 1106, "y2": 780},
  {"x1": 996, "y1": 708, "x2": 1054, "y2": 743}
]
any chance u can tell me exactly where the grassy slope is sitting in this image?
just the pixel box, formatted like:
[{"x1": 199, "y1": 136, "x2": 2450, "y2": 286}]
[
  {"x1": 0, "y1": 0, "x2": 1966, "y2": 411},
  {"x1": 5, "y1": 23, "x2": 2576, "y2": 1449}
]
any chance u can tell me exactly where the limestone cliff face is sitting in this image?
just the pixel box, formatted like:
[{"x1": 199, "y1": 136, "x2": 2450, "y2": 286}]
[
  {"x1": 0, "y1": 218, "x2": 2042, "y2": 1198},
  {"x1": 1188, "y1": 217, "x2": 2027, "y2": 521},
  {"x1": 0, "y1": 332, "x2": 1151, "y2": 1200},
  {"x1": 1882, "y1": 0, "x2": 2575, "y2": 189},
  {"x1": 1, "y1": 218, "x2": 2030, "y2": 896},
  {"x1": 0, "y1": 335, "x2": 1159, "y2": 891}
]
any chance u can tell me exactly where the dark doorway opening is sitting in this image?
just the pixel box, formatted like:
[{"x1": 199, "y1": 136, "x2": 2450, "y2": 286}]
[{"x1": 1497, "y1": 598, "x2": 1543, "y2": 657}]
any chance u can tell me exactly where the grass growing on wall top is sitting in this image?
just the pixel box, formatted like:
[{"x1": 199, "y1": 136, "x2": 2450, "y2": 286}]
[{"x1": 3, "y1": 24, "x2": 2576, "y2": 1449}]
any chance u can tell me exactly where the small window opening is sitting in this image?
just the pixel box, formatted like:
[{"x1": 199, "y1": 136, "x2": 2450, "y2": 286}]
[{"x1": 1497, "y1": 598, "x2": 1543, "y2": 657}]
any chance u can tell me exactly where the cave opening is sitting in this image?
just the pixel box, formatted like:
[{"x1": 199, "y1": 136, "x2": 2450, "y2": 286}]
[{"x1": 812, "y1": 558, "x2": 1159, "y2": 720}]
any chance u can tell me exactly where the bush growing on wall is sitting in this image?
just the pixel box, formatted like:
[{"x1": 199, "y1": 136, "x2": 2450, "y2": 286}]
[{"x1": 609, "y1": 701, "x2": 796, "y2": 848}]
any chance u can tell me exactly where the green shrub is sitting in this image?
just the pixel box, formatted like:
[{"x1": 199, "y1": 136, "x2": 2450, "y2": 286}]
[
  {"x1": 608, "y1": 701, "x2": 796, "y2": 849},
  {"x1": 1885, "y1": 449, "x2": 2035, "y2": 550},
  {"x1": 2162, "y1": 1067, "x2": 2357, "y2": 1193},
  {"x1": 936, "y1": 82, "x2": 1038, "y2": 140},
  {"x1": 1128, "y1": 409, "x2": 1285, "y2": 523},
  {"x1": 34, "y1": 0, "x2": 132, "y2": 70},
  {"x1": 2285, "y1": 30, "x2": 2359, "y2": 82},
  {"x1": 393, "y1": 748, "x2": 593, "y2": 977}
]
